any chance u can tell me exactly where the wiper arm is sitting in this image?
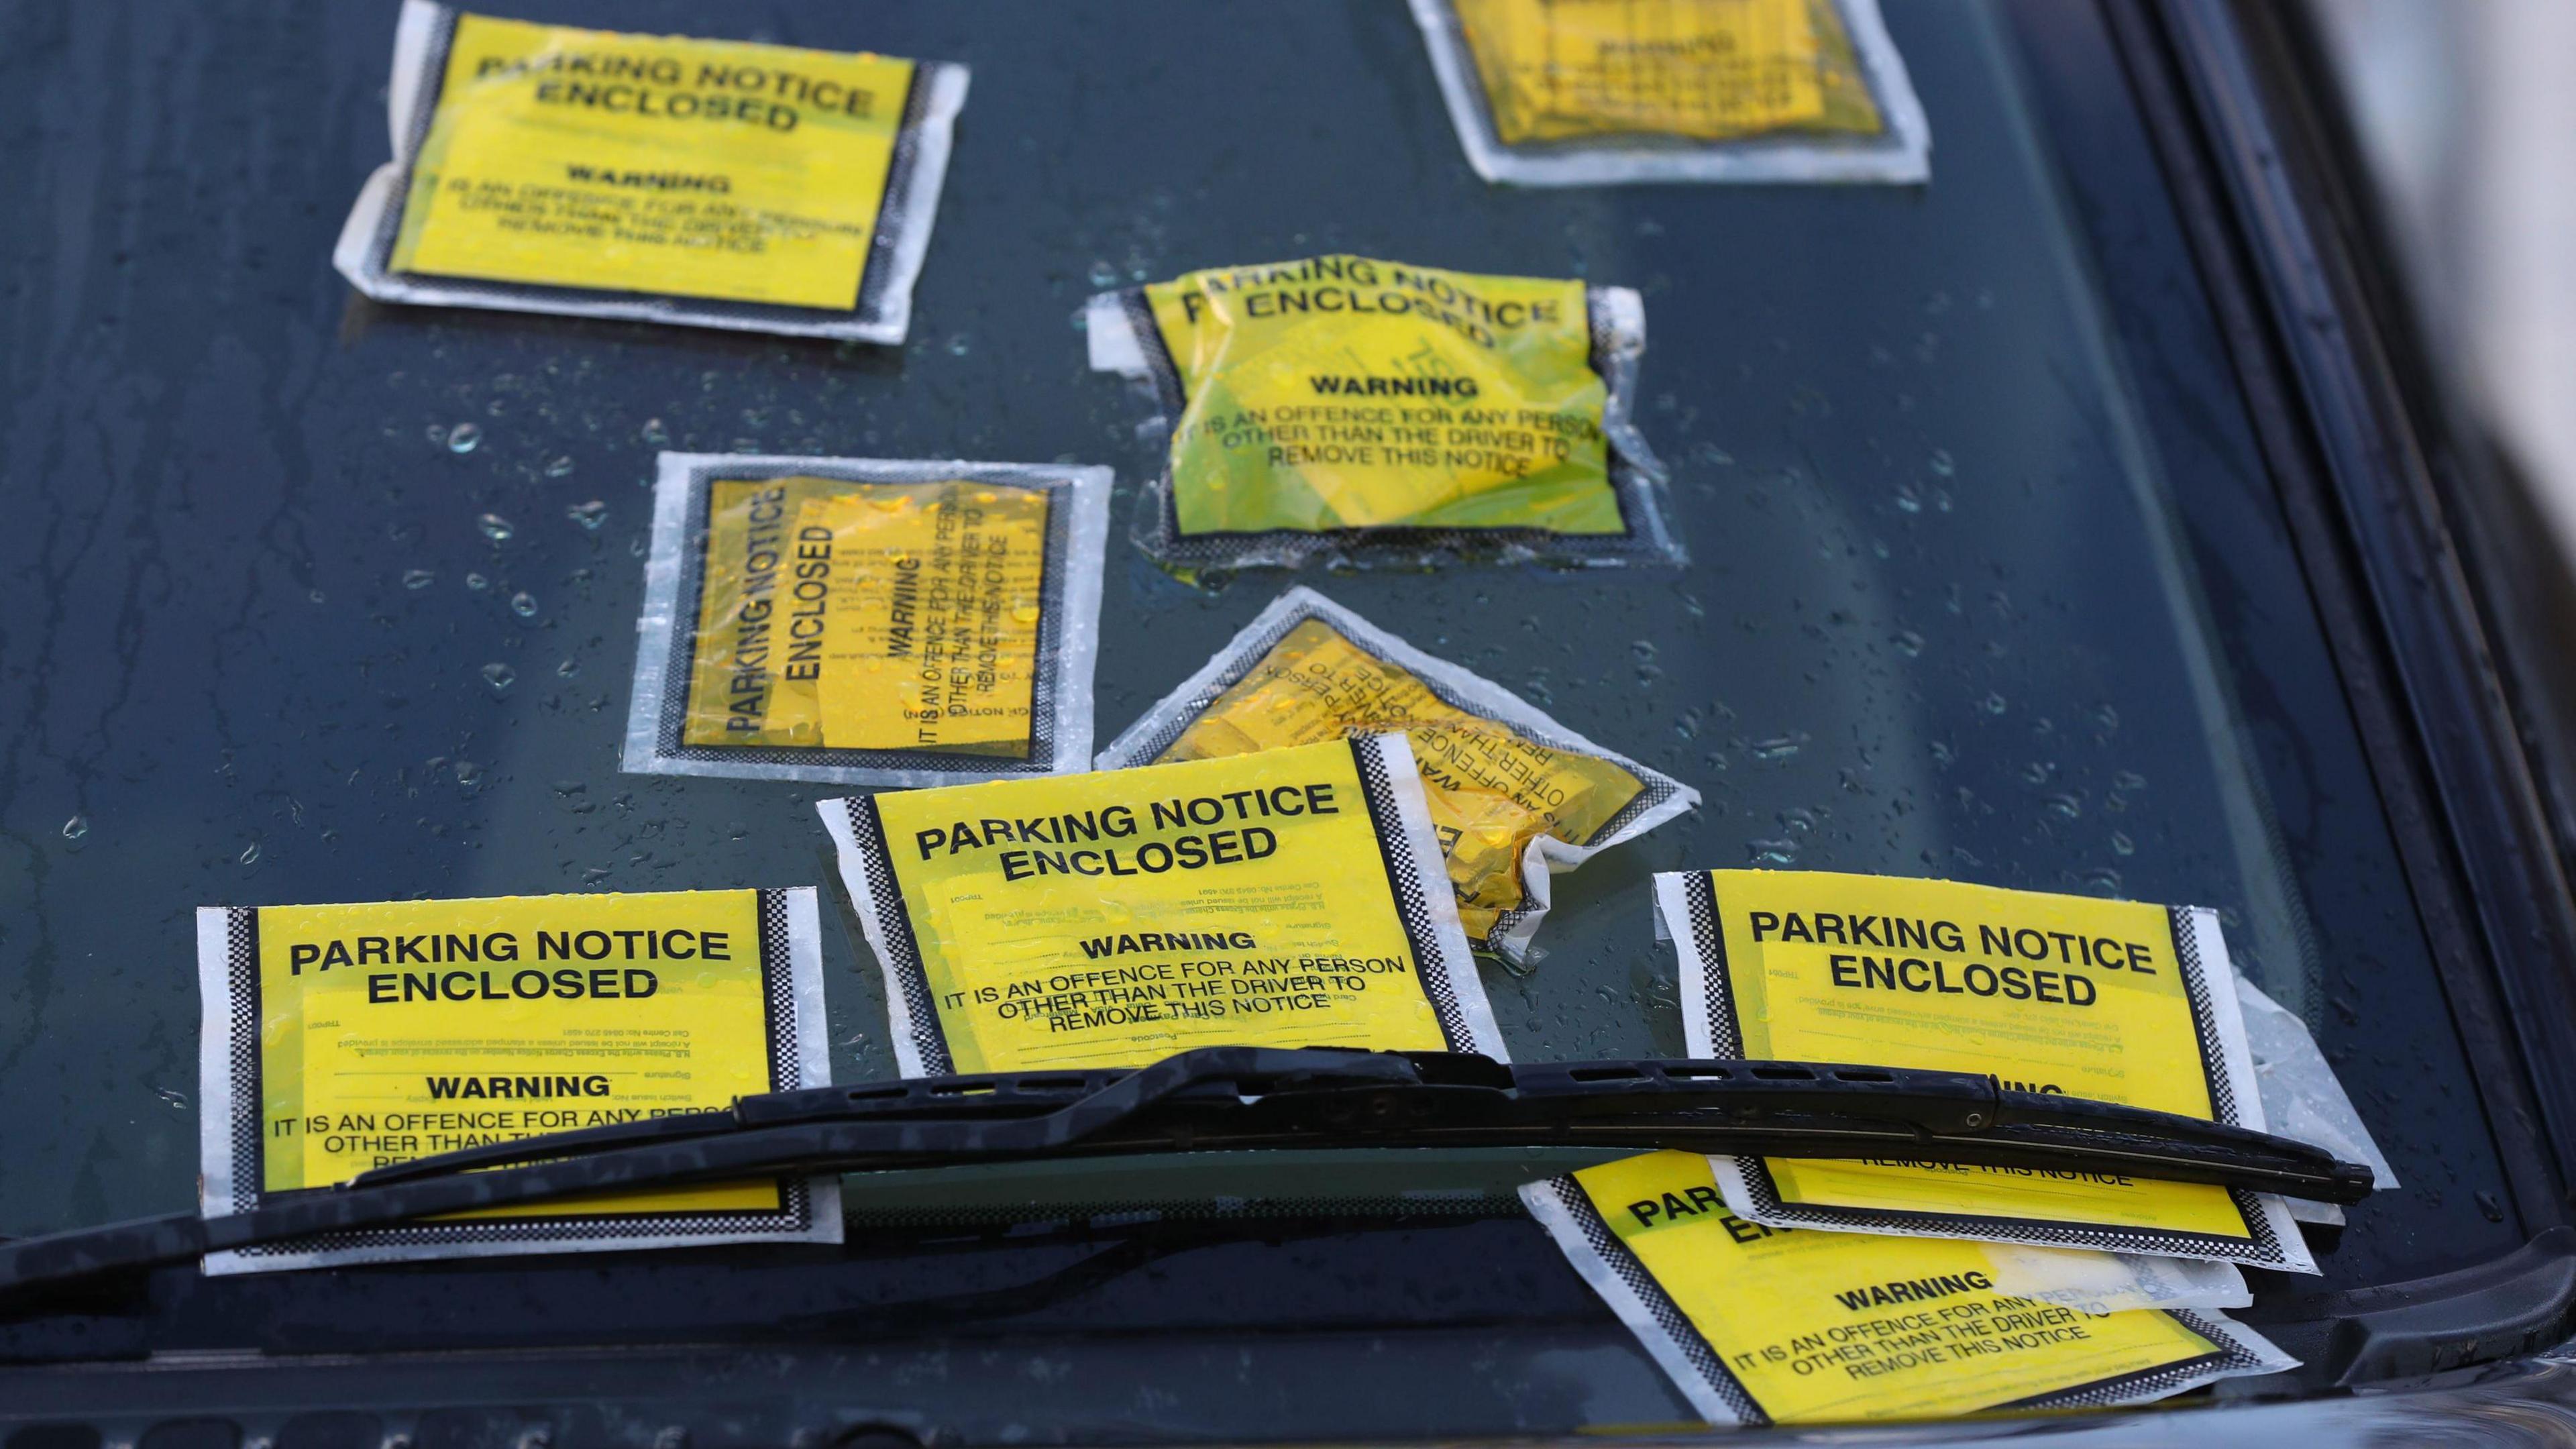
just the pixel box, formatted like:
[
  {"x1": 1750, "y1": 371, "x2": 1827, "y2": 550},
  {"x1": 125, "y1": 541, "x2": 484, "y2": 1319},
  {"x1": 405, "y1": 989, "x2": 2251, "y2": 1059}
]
[{"x1": 0, "y1": 1048, "x2": 2372, "y2": 1298}]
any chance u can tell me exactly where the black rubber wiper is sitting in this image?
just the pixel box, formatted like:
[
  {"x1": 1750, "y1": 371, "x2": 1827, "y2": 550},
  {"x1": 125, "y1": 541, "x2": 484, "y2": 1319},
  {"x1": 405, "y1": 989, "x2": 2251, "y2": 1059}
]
[{"x1": 0, "y1": 1047, "x2": 2372, "y2": 1296}]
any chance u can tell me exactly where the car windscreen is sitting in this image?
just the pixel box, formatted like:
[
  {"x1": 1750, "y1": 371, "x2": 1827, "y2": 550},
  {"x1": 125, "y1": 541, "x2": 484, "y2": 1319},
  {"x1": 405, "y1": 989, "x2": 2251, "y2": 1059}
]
[{"x1": 0, "y1": 0, "x2": 2520, "y2": 1301}]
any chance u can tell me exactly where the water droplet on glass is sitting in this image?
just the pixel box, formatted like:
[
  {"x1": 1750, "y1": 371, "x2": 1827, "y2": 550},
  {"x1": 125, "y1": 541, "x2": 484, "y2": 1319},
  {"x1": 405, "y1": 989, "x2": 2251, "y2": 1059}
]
[
  {"x1": 566, "y1": 500, "x2": 608, "y2": 531},
  {"x1": 1893, "y1": 484, "x2": 1923, "y2": 515},
  {"x1": 1929, "y1": 449, "x2": 1955, "y2": 477},
  {"x1": 2080, "y1": 866, "x2": 2123, "y2": 891},
  {"x1": 482, "y1": 662, "x2": 516, "y2": 693},
  {"x1": 455, "y1": 760, "x2": 482, "y2": 786},
  {"x1": 1087, "y1": 260, "x2": 1120, "y2": 288},
  {"x1": 2112, "y1": 769, "x2": 2147, "y2": 792},
  {"x1": 641, "y1": 417, "x2": 669, "y2": 445},
  {"x1": 402, "y1": 568, "x2": 435, "y2": 590},
  {"x1": 1747, "y1": 838, "x2": 1800, "y2": 866},
  {"x1": 478, "y1": 513, "x2": 515, "y2": 543},
  {"x1": 425, "y1": 424, "x2": 448, "y2": 446},
  {"x1": 61, "y1": 815, "x2": 88, "y2": 841},
  {"x1": 155, "y1": 1087, "x2": 188, "y2": 1110},
  {"x1": 2110, "y1": 830, "x2": 2136, "y2": 856},
  {"x1": 447, "y1": 422, "x2": 482, "y2": 454},
  {"x1": 2021, "y1": 761, "x2": 2053, "y2": 786},
  {"x1": 946, "y1": 334, "x2": 971, "y2": 358},
  {"x1": 511, "y1": 591, "x2": 538, "y2": 619},
  {"x1": 465, "y1": 572, "x2": 490, "y2": 592},
  {"x1": 557, "y1": 658, "x2": 580, "y2": 678},
  {"x1": 1980, "y1": 692, "x2": 2008, "y2": 715},
  {"x1": 1010, "y1": 603, "x2": 1041, "y2": 624},
  {"x1": 2043, "y1": 792, "x2": 2083, "y2": 821},
  {"x1": 540, "y1": 456, "x2": 572, "y2": 479},
  {"x1": 238, "y1": 842, "x2": 262, "y2": 866},
  {"x1": 1892, "y1": 629, "x2": 1924, "y2": 657},
  {"x1": 1749, "y1": 736, "x2": 1802, "y2": 762}
]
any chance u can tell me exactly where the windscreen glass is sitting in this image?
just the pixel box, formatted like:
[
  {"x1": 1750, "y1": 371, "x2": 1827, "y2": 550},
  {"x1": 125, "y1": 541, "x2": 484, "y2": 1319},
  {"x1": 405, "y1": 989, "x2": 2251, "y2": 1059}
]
[{"x1": 0, "y1": 0, "x2": 2518, "y2": 1293}]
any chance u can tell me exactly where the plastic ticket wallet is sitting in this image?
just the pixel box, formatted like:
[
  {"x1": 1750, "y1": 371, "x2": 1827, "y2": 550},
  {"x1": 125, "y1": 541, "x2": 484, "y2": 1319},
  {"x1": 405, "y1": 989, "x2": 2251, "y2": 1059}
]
[
  {"x1": 1522, "y1": 1152, "x2": 2294, "y2": 1426},
  {"x1": 820, "y1": 737, "x2": 1504, "y2": 1077},
  {"x1": 333, "y1": 1, "x2": 968, "y2": 342},
  {"x1": 1096, "y1": 586, "x2": 1697, "y2": 964},
  {"x1": 1411, "y1": 0, "x2": 1930, "y2": 185},
  {"x1": 194, "y1": 889, "x2": 839, "y2": 1273},
  {"x1": 1087, "y1": 254, "x2": 1682, "y2": 573},
  {"x1": 1654, "y1": 869, "x2": 2320, "y2": 1273},
  {"x1": 625, "y1": 454, "x2": 1110, "y2": 788}
]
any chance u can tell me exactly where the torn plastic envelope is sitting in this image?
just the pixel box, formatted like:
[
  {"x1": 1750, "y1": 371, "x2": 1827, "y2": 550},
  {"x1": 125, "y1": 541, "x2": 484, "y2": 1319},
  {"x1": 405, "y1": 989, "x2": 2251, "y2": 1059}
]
[
  {"x1": 1411, "y1": 0, "x2": 1929, "y2": 185},
  {"x1": 625, "y1": 454, "x2": 1110, "y2": 788},
  {"x1": 1087, "y1": 254, "x2": 1682, "y2": 573},
  {"x1": 1096, "y1": 586, "x2": 1697, "y2": 963},
  {"x1": 196, "y1": 888, "x2": 839, "y2": 1273},
  {"x1": 335, "y1": 0, "x2": 967, "y2": 342},
  {"x1": 1658, "y1": 868, "x2": 2320, "y2": 1273},
  {"x1": 1523, "y1": 1152, "x2": 2292, "y2": 1426},
  {"x1": 2235, "y1": 973, "x2": 2399, "y2": 1226},
  {"x1": 819, "y1": 736, "x2": 1504, "y2": 1077}
]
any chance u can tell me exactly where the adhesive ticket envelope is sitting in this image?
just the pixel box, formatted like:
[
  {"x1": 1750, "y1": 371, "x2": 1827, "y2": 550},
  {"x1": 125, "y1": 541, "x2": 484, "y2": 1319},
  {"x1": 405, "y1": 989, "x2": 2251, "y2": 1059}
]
[
  {"x1": 335, "y1": 1, "x2": 969, "y2": 341},
  {"x1": 1522, "y1": 1152, "x2": 2294, "y2": 1426},
  {"x1": 1088, "y1": 254, "x2": 1679, "y2": 570},
  {"x1": 1453, "y1": 0, "x2": 1884, "y2": 146},
  {"x1": 625, "y1": 455, "x2": 1110, "y2": 788},
  {"x1": 1655, "y1": 869, "x2": 2316, "y2": 1272},
  {"x1": 195, "y1": 889, "x2": 839, "y2": 1273},
  {"x1": 1095, "y1": 588, "x2": 1697, "y2": 963},
  {"x1": 821, "y1": 736, "x2": 1505, "y2": 1077},
  {"x1": 684, "y1": 478, "x2": 1046, "y2": 753}
]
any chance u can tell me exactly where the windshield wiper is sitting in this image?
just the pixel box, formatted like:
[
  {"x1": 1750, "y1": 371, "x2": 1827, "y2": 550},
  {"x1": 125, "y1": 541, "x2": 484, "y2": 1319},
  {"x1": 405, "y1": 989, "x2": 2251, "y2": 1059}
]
[{"x1": 0, "y1": 1048, "x2": 2372, "y2": 1297}]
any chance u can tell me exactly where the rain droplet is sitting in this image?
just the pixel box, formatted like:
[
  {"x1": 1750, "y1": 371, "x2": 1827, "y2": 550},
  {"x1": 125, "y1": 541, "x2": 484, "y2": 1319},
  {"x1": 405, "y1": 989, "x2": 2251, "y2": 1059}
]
[
  {"x1": 455, "y1": 760, "x2": 482, "y2": 786},
  {"x1": 544, "y1": 455, "x2": 575, "y2": 478},
  {"x1": 60, "y1": 815, "x2": 88, "y2": 841},
  {"x1": 1929, "y1": 449, "x2": 1955, "y2": 477},
  {"x1": 447, "y1": 422, "x2": 482, "y2": 454},
  {"x1": 2080, "y1": 866, "x2": 2123, "y2": 890},
  {"x1": 155, "y1": 1087, "x2": 188, "y2": 1110},
  {"x1": 402, "y1": 568, "x2": 436, "y2": 590},
  {"x1": 1892, "y1": 629, "x2": 1924, "y2": 657},
  {"x1": 1746, "y1": 838, "x2": 1801, "y2": 865},
  {"x1": 2043, "y1": 792, "x2": 2083, "y2": 821},
  {"x1": 465, "y1": 572, "x2": 490, "y2": 592},
  {"x1": 556, "y1": 658, "x2": 580, "y2": 678},
  {"x1": 482, "y1": 662, "x2": 517, "y2": 693},
  {"x1": 1749, "y1": 736, "x2": 1803, "y2": 762},
  {"x1": 425, "y1": 424, "x2": 448, "y2": 445},
  {"x1": 511, "y1": 591, "x2": 539, "y2": 619},
  {"x1": 238, "y1": 842, "x2": 262, "y2": 866},
  {"x1": 478, "y1": 513, "x2": 516, "y2": 543},
  {"x1": 2110, "y1": 831, "x2": 2136, "y2": 856},
  {"x1": 2112, "y1": 769, "x2": 2147, "y2": 792},
  {"x1": 1980, "y1": 692, "x2": 2008, "y2": 715},
  {"x1": 1087, "y1": 260, "x2": 1120, "y2": 288},
  {"x1": 1893, "y1": 484, "x2": 1923, "y2": 515},
  {"x1": 945, "y1": 334, "x2": 971, "y2": 357},
  {"x1": 1010, "y1": 603, "x2": 1041, "y2": 624},
  {"x1": 566, "y1": 500, "x2": 608, "y2": 530},
  {"x1": 641, "y1": 417, "x2": 670, "y2": 445}
]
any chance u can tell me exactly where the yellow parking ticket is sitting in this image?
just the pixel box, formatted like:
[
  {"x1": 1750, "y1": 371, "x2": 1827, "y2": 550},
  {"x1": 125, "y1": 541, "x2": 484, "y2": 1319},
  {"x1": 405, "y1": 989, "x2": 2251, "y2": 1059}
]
[
  {"x1": 1095, "y1": 587, "x2": 1697, "y2": 963},
  {"x1": 195, "y1": 888, "x2": 838, "y2": 1273},
  {"x1": 1521, "y1": 1152, "x2": 2294, "y2": 1425},
  {"x1": 1454, "y1": 0, "x2": 1882, "y2": 146},
  {"x1": 333, "y1": 1, "x2": 969, "y2": 342},
  {"x1": 1087, "y1": 255, "x2": 1682, "y2": 570},
  {"x1": 625, "y1": 454, "x2": 1110, "y2": 787},
  {"x1": 1654, "y1": 869, "x2": 2315, "y2": 1272},
  {"x1": 820, "y1": 737, "x2": 1504, "y2": 1076},
  {"x1": 1409, "y1": 0, "x2": 1931, "y2": 186}
]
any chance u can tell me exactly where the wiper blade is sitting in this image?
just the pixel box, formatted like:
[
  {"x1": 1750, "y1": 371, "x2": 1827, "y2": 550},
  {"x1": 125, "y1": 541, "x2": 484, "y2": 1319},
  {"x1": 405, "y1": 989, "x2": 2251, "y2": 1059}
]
[{"x1": 0, "y1": 1048, "x2": 2372, "y2": 1297}]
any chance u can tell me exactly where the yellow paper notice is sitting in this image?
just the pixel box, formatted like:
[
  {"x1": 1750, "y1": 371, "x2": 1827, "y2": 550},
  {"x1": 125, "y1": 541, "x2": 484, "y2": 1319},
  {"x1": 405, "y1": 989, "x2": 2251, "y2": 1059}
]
[
  {"x1": 1154, "y1": 617, "x2": 1645, "y2": 944},
  {"x1": 1529, "y1": 1152, "x2": 2255, "y2": 1424},
  {"x1": 824, "y1": 737, "x2": 1501, "y2": 1076},
  {"x1": 1660, "y1": 869, "x2": 2308, "y2": 1269},
  {"x1": 1140, "y1": 255, "x2": 1624, "y2": 538},
  {"x1": 1453, "y1": 0, "x2": 1885, "y2": 145},
  {"x1": 682, "y1": 476, "x2": 1046, "y2": 757},
  {"x1": 390, "y1": 12, "x2": 914, "y2": 308}
]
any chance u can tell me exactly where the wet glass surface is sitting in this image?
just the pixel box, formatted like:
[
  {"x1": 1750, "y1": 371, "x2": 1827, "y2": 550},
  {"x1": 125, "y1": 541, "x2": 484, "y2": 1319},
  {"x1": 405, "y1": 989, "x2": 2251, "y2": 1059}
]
[{"x1": 0, "y1": 0, "x2": 2519, "y2": 1291}]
